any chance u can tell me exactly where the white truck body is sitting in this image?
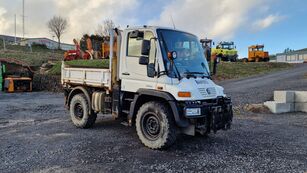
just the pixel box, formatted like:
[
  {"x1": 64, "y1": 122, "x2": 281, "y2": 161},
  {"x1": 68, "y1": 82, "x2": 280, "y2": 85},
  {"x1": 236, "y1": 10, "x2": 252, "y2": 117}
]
[
  {"x1": 61, "y1": 65, "x2": 111, "y2": 88},
  {"x1": 61, "y1": 26, "x2": 233, "y2": 149}
]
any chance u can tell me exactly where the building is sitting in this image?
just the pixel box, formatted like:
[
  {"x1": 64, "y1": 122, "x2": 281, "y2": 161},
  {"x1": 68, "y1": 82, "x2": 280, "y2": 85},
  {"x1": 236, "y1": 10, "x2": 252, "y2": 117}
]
[
  {"x1": 0, "y1": 35, "x2": 22, "y2": 44},
  {"x1": 276, "y1": 48, "x2": 307, "y2": 63},
  {"x1": 19, "y1": 37, "x2": 74, "y2": 50},
  {"x1": 1, "y1": 35, "x2": 74, "y2": 51}
]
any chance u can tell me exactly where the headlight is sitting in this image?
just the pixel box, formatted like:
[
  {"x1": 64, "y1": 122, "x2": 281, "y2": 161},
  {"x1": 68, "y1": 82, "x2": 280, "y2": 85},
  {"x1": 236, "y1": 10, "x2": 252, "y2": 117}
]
[{"x1": 185, "y1": 108, "x2": 201, "y2": 116}]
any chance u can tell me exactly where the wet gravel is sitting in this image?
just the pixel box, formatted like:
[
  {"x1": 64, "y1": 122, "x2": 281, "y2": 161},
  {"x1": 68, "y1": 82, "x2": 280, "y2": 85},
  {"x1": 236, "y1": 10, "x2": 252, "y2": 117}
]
[{"x1": 0, "y1": 65, "x2": 307, "y2": 173}]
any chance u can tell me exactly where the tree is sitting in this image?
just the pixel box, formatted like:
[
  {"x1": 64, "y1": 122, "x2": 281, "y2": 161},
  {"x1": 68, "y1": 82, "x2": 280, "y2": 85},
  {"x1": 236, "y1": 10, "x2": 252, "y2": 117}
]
[
  {"x1": 96, "y1": 19, "x2": 115, "y2": 37},
  {"x1": 47, "y1": 16, "x2": 68, "y2": 49}
]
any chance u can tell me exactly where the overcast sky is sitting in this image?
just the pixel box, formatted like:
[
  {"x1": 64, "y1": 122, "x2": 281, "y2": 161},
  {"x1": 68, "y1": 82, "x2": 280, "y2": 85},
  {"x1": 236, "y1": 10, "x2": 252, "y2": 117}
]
[{"x1": 0, "y1": 0, "x2": 306, "y2": 57}]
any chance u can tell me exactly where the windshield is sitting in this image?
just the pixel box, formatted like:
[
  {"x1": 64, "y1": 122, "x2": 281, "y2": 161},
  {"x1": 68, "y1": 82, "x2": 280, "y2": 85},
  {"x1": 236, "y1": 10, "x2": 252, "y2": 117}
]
[
  {"x1": 157, "y1": 29, "x2": 210, "y2": 78},
  {"x1": 221, "y1": 44, "x2": 234, "y2": 49}
]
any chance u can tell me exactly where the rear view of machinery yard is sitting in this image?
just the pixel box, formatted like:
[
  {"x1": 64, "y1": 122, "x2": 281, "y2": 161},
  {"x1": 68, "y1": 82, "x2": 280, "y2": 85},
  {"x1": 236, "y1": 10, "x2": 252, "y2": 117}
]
[{"x1": 0, "y1": 0, "x2": 306, "y2": 172}]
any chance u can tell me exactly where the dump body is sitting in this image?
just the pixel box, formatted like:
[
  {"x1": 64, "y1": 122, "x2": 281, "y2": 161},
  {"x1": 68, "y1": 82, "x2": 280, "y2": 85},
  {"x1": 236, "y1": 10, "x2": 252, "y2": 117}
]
[{"x1": 61, "y1": 62, "x2": 111, "y2": 89}]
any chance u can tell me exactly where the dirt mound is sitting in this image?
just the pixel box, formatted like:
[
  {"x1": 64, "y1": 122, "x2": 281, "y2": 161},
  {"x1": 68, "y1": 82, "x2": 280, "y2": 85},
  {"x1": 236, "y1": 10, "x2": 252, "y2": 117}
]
[{"x1": 243, "y1": 104, "x2": 271, "y2": 114}]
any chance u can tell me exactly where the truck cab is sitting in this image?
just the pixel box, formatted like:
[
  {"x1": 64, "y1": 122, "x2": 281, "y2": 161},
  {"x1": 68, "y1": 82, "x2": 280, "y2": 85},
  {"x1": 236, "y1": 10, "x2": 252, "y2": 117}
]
[
  {"x1": 212, "y1": 41, "x2": 238, "y2": 62},
  {"x1": 62, "y1": 26, "x2": 233, "y2": 149}
]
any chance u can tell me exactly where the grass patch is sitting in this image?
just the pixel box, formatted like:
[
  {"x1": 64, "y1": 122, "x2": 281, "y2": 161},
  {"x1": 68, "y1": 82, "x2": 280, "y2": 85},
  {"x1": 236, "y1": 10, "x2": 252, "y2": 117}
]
[
  {"x1": 0, "y1": 50, "x2": 63, "y2": 66},
  {"x1": 214, "y1": 62, "x2": 292, "y2": 80},
  {"x1": 48, "y1": 59, "x2": 109, "y2": 75},
  {"x1": 0, "y1": 44, "x2": 65, "y2": 66},
  {"x1": 65, "y1": 59, "x2": 109, "y2": 68}
]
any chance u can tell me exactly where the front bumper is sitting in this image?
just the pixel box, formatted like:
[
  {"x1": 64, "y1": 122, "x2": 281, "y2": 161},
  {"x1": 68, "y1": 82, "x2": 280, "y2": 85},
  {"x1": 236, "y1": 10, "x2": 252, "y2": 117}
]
[{"x1": 180, "y1": 97, "x2": 233, "y2": 133}]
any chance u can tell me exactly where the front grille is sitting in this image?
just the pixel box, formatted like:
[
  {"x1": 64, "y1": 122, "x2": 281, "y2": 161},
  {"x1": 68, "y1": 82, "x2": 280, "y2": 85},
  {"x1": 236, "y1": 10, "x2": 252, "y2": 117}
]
[{"x1": 198, "y1": 87, "x2": 217, "y2": 97}]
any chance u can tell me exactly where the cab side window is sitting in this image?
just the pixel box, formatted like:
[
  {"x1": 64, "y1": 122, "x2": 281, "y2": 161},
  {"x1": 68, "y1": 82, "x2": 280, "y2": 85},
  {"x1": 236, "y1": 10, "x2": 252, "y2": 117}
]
[{"x1": 127, "y1": 31, "x2": 154, "y2": 58}]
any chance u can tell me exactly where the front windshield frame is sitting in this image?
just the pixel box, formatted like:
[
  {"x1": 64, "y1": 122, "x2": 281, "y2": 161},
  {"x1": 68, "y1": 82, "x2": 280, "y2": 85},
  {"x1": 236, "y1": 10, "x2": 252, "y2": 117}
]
[
  {"x1": 221, "y1": 43, "x2": 234, "y2": 50},
  {"x1": 157, "y1": 29, "x2": 210, "y2": 79}
]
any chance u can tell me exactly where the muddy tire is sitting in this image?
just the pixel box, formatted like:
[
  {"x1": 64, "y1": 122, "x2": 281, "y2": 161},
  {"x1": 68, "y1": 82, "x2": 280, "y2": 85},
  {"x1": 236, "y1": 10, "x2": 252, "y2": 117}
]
[
  {"x1": 70, "y1": 94, "x2": 97, "y2": 128},
  {"x1": 136, "y1": 101, "x2": 177, "y2": 149}
]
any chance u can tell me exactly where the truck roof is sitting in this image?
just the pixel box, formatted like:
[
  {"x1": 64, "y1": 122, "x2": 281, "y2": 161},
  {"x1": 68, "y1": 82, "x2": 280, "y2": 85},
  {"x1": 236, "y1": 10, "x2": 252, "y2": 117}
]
[
  {"x1": 249, "y1": 44, "x2": 264, "y2": 49},
  {"x1": 123, "y1": 26, "x2": 198, "y2": 37},
  {"x1": 219, "y1": 41, "x2": 234, "y2": 45}
]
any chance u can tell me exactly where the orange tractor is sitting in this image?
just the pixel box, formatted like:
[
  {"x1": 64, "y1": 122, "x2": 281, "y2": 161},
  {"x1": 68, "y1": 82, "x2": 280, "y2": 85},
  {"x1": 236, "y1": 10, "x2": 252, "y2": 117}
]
[{"x1": 243, "y1": 44, "x2": 269, "y2": 62}]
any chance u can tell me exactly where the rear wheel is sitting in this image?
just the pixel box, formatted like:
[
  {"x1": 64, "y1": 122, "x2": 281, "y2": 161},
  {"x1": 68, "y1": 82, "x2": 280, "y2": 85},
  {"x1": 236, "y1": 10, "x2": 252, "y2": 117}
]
[
  {"x1": 136, "y1": 101, "x2": 177, "y2": 149},
  {"x1": 70, "y1": 94, "x2": 97, "y2": 128},
  {"x1": 242, "y1": 58, "x2": 248, "y2": 63}
]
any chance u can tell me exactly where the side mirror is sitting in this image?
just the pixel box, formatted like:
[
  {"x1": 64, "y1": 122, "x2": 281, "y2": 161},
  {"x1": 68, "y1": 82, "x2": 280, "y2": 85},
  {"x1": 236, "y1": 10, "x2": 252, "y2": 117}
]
[
  {"x1": 147, "y1": 63, "x2": 155, "y2": 77},
  {"x1": 139, "y1": 56, "x2": 149, "y2": 65},
  {"x1": 129, "y1": 30, "x2": 144, "y2": 40},
  {"x1": 213, "y1": 42, "x2": 215, "y2": 46},
  {"x1": 141, "y1": 40, "x2": 150, "y2": 56},
  {"x1": 167, "y1": 51, "x2": 177, "y2": 60}
]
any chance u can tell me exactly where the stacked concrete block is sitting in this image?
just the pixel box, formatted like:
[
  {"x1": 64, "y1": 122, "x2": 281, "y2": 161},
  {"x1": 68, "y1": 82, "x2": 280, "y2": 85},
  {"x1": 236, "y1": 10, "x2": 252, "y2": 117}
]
[
  {"x1": 294, "y1": 91, "x2": 307, "y2": 112},
  {"x1": 264, "y1": 101, "x2": 294, "y2": 114},
  {"x1": 264, "y1": 91, "x2": 295, "y2": 113},
  {"x1": 264, "y1": 90, "x2": 307, "y2": 114},
  {"x1": 274, "y1": 91, "x2": 295, "y2": 103}
]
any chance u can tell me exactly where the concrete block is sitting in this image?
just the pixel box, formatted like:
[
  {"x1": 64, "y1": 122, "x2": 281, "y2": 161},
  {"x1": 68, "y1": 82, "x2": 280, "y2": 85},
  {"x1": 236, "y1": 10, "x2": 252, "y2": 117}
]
[
  {"x1": 294, "y1": 91, "x2": 307, "y2": 103},
  {"x1": 274, "y1": 91, "x2": 295, "y2": 103},
  {"x1": 264, "y1": 101, "x2": 294, "y2": 114},
  {"x1": 295, "y1": 103, "x2": 307, "y2": 113}
]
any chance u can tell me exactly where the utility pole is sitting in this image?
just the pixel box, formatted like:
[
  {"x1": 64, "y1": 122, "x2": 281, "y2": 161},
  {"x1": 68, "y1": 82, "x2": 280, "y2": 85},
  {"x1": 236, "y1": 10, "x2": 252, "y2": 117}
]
[
  {"x1": 14, "y1": 14, "x2": 17, "y2": 44},
  {"x1": 2, "y1": 37, "x2": 6, "y2": 50},
  {"x1": 22, "y1": 0, "x2": 25, "y2": 39}
]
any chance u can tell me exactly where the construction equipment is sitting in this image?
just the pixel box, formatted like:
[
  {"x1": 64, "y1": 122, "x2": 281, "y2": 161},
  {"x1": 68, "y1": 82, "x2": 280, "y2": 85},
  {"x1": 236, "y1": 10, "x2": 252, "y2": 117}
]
[
  {"x1": 61, "y1": 26, "x2": 233, "y2": 149},
  {"x1": 243, "y1": 44, "x2": 269, "y2": 62},
  {"x1": 0, "y1": 58, "x2": 33, "y2": 93},
  {"x1": 64, "y1": 35, "x2": 117, "y2": 61},
  {"x1": 212, "y1": 41, "x2": 238, "y2": 62},
  {"x1": 200, "y1": 38, "x2": 217, "y2": 74}
]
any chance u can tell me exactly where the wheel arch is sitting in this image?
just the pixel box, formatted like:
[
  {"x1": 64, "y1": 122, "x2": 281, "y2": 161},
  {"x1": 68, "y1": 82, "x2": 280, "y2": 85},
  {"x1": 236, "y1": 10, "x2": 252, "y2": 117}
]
[
  {"x1": 66, "y1": 86, "x2": 92, "y2": 114},
  {"x1": 128, "y1": 89, "x2": 189, "y2": 128}
]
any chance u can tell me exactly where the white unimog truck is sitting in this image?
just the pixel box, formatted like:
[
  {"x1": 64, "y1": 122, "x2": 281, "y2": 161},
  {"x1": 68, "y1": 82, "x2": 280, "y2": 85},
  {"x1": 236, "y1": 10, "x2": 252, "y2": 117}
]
[{"x1": 61, "y1": 26, "x2": 233, "y2": 149}]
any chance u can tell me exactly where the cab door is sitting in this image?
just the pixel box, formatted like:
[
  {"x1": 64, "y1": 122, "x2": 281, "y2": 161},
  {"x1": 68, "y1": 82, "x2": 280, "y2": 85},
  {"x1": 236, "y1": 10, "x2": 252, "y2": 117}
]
[{"x1": 120, "y1": 30, "x2": 158, "y2": 92}]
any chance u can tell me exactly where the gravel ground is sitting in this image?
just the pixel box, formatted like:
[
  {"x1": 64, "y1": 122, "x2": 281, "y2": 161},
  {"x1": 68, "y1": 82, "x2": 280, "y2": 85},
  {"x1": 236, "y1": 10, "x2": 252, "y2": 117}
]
[
  {"x1": 0, "y1": 65, "x2": 307, "y2": 173},
  {"x1": 219, "y1": 63, "x2": 307, "y2": 106}
]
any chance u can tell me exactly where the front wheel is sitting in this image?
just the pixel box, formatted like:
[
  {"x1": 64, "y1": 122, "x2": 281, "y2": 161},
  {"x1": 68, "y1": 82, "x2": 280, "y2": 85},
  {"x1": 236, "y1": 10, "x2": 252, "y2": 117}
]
[
  {"x1": 136, "y1": 101, "x2": 177, "y2": 149},
  {"x1": 70, "y1": 94, "x2": 97, "y2": 128}
]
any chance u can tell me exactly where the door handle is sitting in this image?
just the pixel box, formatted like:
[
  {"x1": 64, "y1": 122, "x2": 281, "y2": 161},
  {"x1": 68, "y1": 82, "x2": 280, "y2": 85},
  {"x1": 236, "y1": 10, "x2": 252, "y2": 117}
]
[{"x1": 122, "y1": 72, "x2": 130, "y2": 76}]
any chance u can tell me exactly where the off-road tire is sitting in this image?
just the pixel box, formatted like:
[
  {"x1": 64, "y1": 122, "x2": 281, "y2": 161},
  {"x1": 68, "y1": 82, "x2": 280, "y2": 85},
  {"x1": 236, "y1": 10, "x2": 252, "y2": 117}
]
[
  {"x1": 242, "y1": 58, "x2": 248, "y2": 63},
  {"x1": 70, "y1": 94, "x2": 97, "y2": 128},
  {"x1": 136, "y1": 101, "x2": 177, "y2": 149}
]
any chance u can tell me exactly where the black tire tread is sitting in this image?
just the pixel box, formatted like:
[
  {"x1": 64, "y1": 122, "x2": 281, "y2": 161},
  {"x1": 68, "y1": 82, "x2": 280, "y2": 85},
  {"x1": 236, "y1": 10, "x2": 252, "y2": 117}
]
[
  {"x1": 136, "y1": 101, "x2": 177, "y2": 149},
  {"x1": 70, "y1": 94, "x2": 97, "y2": 129}
]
